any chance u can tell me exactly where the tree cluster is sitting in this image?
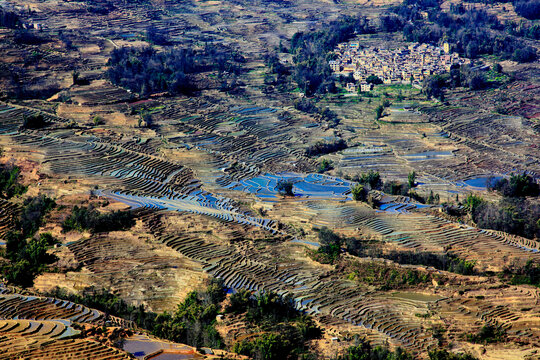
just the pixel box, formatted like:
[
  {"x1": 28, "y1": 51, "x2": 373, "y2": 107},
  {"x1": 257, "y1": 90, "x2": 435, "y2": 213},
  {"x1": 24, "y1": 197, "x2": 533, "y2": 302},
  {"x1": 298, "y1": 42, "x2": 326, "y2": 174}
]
[
  {"x1": 0, "y1": 7, "x2": 21, "y2": 28},
  {"x1": 106, "y1": 46, "x2": 242, "y2": 96},
  {"x1": 488, "y1": 173, "x2": 539, "y2": 197},
  {"x1": 514, "y1": 0, "x2": 540, "y2": 20},
  {"x1": 3, "y1": 232, "x2": 58, "y2": 287},
  {"x1": 504, "y1": 259, "x2": 540, "y2": 287},
  {"x1": 21, "y1": 113, "x2": 47, "y2": 129},
  {"x1": 276, "y1": 179, "x2": 294, "y2": 196},
  {"x1": 336, "y1": 339, "x2": 413, "y2": 360},
  {"x1": 62, "y1": 205, "x2": 135, "y2": 233},
  {"x1": 228, "y1": 290, "x2": 321, "y2": 360},
  {"x1": 153, "y1": 283, "x2": 225, "y2": 348},
  {"x1": 306, "y1": 139, "x2": 347, "y2": 157},
  {"x1": 466, "y1": 324, "x2": 506, "y2": 344},
  {"x1": 2, "y1": 195, "x2": 57, "y2": 287},
  {"x1": 390, "y1": 2, "x2": 537, "y2": 62},
  {"x1": 290, "y1": 16, "x2": 374, "y2": 95},
  {"x1": 0, "y1": 165, "x2": 26, "y2": 199}
]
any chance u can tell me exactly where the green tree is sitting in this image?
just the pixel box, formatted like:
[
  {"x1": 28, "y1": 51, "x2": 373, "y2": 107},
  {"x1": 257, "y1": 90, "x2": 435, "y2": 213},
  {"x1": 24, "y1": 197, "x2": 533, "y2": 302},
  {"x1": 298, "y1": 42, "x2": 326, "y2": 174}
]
[
  {"x1": 375, "y1": 104, "x2": 384, "y2": 120},
  {"x1": 408, "y1": 171, "x2": 416, "y2": 188},
  {"x1": 351, "y1": 183, "x2": 367, "y2": 202},
  {"x1": 465, "y1": 194, "x2": 484, "y2": 214},
  {"x1": 276, "y1": 180, "x2": 294, "y2": 196},
  {"x1": 22, "y1": 113, "x2": 46, "y2": 129},
  {"x1": 318, "y1": 158, "x2": 333, "y2": 173}
]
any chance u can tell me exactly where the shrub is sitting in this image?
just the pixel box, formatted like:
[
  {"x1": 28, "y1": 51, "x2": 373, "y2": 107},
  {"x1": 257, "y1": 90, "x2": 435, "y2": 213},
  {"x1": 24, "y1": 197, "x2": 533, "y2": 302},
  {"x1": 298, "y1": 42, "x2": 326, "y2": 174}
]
[
  {"x1": 429, "y1": 349, "x2": 477, "y2": 360},
  {"x1": 336, "y1": 338, "x2": 413, "y2": 360}
]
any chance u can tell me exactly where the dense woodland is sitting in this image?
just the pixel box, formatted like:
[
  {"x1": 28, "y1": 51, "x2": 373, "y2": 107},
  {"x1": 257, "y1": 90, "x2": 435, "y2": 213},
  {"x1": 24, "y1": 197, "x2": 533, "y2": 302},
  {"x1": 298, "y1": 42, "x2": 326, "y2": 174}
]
[
  {"x1": 107, "y1": 45, "x2": 243, "y2": 96},
  {"x1": 390, "y1": 0, "x2": 537, "y2": 61}
]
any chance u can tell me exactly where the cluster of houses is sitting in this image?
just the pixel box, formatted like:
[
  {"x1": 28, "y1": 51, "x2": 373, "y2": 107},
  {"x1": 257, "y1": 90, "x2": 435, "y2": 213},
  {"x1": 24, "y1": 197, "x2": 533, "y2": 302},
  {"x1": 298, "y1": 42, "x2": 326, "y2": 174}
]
[{"x1": 329, "y1": 42, "x2": 469, "y2": 92}]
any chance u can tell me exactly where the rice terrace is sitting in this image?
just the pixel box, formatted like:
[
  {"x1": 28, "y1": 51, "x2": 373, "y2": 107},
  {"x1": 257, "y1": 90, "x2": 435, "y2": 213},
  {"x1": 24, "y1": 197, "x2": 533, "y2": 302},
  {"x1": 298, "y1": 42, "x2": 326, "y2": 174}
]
[{"x1": 0, "y1": 0, "x2": 539, "y2": 359}]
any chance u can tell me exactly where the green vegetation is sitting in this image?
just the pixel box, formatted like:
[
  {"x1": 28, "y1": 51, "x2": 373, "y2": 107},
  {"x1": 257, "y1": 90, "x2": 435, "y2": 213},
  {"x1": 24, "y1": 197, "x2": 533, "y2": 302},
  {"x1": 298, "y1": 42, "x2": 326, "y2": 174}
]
[
  {"x1": 317, "y1": 158, "x2": 333, "y2": 173},
  {"x1": 107, "y1": 46, "x2": 242, "y2": 96},
  {"x1": 466, "y1": 324, "x2": 506, "y2": 344},
  {"x1": 290, "y1": 16, "x2": 373, "y2": 95},
  {"x1": 18, "y1": 195, "x2": 56, "y2": 237},
  {"x1": 351, "y1": 183, "x2": 368, "y2": 202},
  {"x1": 379, "y1": 250, "x2": 476, "y2": 276},
  {"x1": 276, "y1": 180, "x2": 294, "y2": 196},
  {"x1": 459, "y1": 186, "x2": 540, "y2": 239},
  {"x1": 49, "y1": 280, "x2": 226, "y2": 348},
  {"x1": 228, "y1": 291, "x2": 321, "y2": 360},
  {"x1": 309, "y1": 227, "x2": 344, "y2": 264},
  {"x1": 408, "y1": 171, "x2": 416, "y2": 188},
  {"x1": 428, "y1": 349, "x2": 477, "y2": 360},
  {"x1": 1, "y1": 195, "x2": 57, "y2": 286},
  {"x1": 504, "y1": 259, "x2": 540, "y2": 287},
  {"x1": 305, "y1": 139, "x2": 347, "y2": 157},
  {"x1": 0, "y1": 164, "x2": 26, "y2": 199},
  {"x1": 366, "y1": 75, "x2": 383, "y2": 85},
  {"x1": 3, "y1": 232, "x2": 58, "y2": 287},
  {"x1": 336, "y1": 339, "x2": 413, "y2": 360},
  {"x1": 62, "y1": 205, "x2": 135, "y2": 233},
  {"x1": 52, "y1": 282, "x2": 321, "y2": 360},
  {"x1": 22, "y1": 113, "x2": 47, "y2": 129},
  {"x1": 464, "y1": 194, "x2": 484, "y2": 214},
  {"x1": 153, "y1": 284, "x2": 225, "y2": 348},
  {"x1": 349, "y1": 170, "x2": 382, "y2": 190},
  {"x1": 489, "y1": 173, "x2": 539, "y2": 198},
  {"x1": 392, "y1": 1, "x2": 537, "y2": 62},
  {"x1": 346, "y1": 260, "x2": 431, "y2": 290}
]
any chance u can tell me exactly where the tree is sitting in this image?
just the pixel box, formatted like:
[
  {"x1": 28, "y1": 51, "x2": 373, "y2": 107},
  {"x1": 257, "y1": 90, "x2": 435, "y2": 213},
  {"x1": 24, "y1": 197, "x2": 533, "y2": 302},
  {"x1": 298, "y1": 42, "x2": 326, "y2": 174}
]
[
  {"x1": 318, "y1": 158, "x2": 333, "y2": 173},
  {"x1": 366, "y1": 75, "x2": 383, "y2": 85},
  {"x1": 22, "y1": 113, "x2": 46, "y2": 129},
  {"x1": 351, "y1": 183, "x2": 368, "y2": 201},
  {"x1": 375, "y1": 104, "x2": 384, "y2": 120},
  {"x1": 512, "y1": 46, "x2": 537, "y2": 63},
  {"x1": 465, "y1": 194, "x2": 484, "y2": 214},
  {"x1": 276, "y1": 180, "x2": 294, "y2": 196},
  {"x1": 423, "y1": 75, "x2": 446, "y2": 100},
  {"x1": 408, "y1": 171, "x2": 417, "y2": 188},
  {"x1": 354, "y1": 170, "x2": 381, "y2": 189}
]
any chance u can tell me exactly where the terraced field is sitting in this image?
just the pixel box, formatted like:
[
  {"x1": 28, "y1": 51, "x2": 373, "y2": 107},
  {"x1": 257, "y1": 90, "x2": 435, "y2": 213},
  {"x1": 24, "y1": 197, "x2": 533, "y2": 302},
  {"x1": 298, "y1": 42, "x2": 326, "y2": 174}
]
[
  {"x1": 0, "y1": 0, "x2": 539, "y2": 357},
  {"x1": 1, "y1": 97, "x2": 539, "y2": 356},
  {"x1": 0, "y1": 286, "x2": 138, "y2": 359}
]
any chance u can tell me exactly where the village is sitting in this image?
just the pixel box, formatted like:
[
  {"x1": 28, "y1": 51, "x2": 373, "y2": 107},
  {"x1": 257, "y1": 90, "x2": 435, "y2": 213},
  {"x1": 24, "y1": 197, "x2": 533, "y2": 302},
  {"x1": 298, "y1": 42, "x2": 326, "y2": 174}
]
[{"x1": 329, "y1": 41, "x2": 470, "y2": 92}]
